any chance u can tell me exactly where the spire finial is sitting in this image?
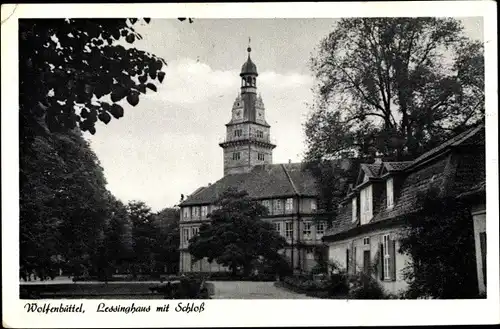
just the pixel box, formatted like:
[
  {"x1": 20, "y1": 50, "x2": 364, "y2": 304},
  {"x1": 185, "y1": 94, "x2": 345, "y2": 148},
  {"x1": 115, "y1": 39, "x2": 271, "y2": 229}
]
[{"x1": 247, "y1": 37, "x2": 251, "y2": 54}]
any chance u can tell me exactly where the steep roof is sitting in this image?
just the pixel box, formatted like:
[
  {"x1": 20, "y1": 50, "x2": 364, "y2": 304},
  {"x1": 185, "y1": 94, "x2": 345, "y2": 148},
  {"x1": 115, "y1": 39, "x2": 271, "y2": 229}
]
[
  {"x1": 180, "y1": 163, "x2": 318, "y2": 206},
  {"x1": 383, "y1": 161, "x2": 413, "y2": 173},
  {"x1": 410, "y1": 123, "x2": 485, "y2": 168}
]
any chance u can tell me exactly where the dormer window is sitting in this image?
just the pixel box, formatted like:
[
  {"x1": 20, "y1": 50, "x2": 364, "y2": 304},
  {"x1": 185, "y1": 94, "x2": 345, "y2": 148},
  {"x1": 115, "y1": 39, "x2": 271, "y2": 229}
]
[
  {"x1": 352, "y1": 197, "x2": 357, "y2": 222},
  {"x1": 386, "y1": 177, "x2": 394, "y2": 209},
  {"x1": 360, "y1": 185, "x2": 373, "y2": 225}
]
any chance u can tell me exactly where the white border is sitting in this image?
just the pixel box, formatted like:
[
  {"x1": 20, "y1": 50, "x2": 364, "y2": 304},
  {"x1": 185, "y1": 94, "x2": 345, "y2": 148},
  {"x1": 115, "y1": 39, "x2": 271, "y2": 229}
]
[{"x1": 2, "y1": 2, "x2": 499, "y2": 328}]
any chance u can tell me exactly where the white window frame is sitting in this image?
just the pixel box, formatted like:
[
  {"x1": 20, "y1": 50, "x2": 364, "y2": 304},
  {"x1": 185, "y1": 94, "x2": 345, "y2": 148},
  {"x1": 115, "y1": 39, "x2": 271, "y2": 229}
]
[
  {"x1": 363, "y1": 237, "x2": 370, "y2": 245},
  {"x1": 360, "y1": 185, "x2": 373, "y2": 225},
  {"x1": 191, "y1": 227, "x2": 199, "y2": 237},
  {"x1": 316, "y1": 222, "x2": 325, "y2": 236},
  {"x1": 285, "y1": 198, "x2": 293, "y2": 213},
  {"x1": 273, "y1": 222, "x2": 281, "y2": 234},
  {"x1": 182, "y1": 207, "x2": 190, "y2": 220},
  {"x1": 310, "y1": 199, "x2": 317, "y2": 212},
  {"x1": 192, "y1": 206, "x2": 200, "y2": 218},
  {"x1": 386, "y1": 177, "x2": 394, "y2": 209},
  {"x1": 273, "y1": 199, "x2": 283, "y2": 214},
  {"x1": 303, "y1": 222, "x2": 312, "y2": 239},
  {"x1": 182, "y1": 228, "x2": 190, "y2": 245},
  {"x1": 383, "y1": 234, "x2": 391, "y2": 280},
  {"x1": 201, "y1": 206, "x2": 208, "y2": 218},
  {"x1": 352, "y1": 197, "x2": 357, "y2": 222},
  {"x1": 285, "y1": 222, "x2": 293, "y2": 239}
]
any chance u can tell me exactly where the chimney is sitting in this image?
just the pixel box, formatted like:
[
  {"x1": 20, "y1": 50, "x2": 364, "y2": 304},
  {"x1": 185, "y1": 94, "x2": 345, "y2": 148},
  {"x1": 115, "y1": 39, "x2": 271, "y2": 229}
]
[{"x1": 288, "y1": 159, "x2": 292, "y2": 164}]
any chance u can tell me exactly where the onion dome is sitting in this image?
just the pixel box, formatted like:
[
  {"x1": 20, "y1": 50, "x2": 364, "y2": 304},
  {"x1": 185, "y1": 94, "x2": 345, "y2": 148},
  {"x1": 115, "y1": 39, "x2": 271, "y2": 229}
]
[{"x1": 240, "y1": 46, "x2": 258, "y2": 76}]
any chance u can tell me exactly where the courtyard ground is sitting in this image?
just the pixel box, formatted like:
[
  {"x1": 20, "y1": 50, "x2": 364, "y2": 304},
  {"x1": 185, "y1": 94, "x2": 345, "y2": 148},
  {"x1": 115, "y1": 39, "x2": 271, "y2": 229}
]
[{"x1": 209, "y1": 281, "x2": 314, "y2": 299}]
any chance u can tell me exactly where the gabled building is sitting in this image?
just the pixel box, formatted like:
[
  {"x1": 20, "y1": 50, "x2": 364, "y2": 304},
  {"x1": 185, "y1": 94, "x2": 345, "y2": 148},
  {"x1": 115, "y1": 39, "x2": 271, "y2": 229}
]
[
  {"x1": 178, "y1": 46, "x2": 338, "y2": 273},
  {"x1": 323, "y1": 124, "x2": 486, "y2": 295}
]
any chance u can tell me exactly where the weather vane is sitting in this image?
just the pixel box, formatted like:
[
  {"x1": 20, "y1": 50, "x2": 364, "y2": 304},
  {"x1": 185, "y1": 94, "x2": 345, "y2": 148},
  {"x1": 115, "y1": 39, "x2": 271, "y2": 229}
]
[{"x1": 247, "y1": 37, "x2": 252, "y2": 53}]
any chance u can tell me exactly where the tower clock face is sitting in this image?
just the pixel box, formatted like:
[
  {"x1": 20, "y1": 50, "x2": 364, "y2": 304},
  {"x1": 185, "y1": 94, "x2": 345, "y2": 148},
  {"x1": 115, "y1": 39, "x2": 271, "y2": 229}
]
[{"x1": 235, "y1": 110, "x2": 242, "y2": 119}]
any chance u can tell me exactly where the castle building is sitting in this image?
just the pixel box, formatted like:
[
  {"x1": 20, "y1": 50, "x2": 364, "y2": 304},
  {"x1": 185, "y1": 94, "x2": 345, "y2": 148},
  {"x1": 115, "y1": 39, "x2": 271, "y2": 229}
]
[{"x1": 178, "y1": 46, "x2": 329, "y2": 273}]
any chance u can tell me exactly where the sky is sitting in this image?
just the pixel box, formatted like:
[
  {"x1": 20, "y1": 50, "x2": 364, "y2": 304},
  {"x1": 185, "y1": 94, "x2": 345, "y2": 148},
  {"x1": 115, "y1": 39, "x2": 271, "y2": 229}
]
[{"x1": 86, "y1": 18, "x2": 484, "y2": 211}]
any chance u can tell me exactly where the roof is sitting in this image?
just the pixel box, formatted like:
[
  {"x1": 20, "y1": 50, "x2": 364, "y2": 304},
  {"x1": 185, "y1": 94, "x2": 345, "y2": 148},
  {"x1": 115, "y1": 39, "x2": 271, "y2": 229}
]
[
  {"x1": 382, "y1": 161, "x2": 413, "y2": 173},
  {"x1": 240, "y1": 54, "x2": 258, "y2": 76},
  {"x1": 180, "y1": 163, "x2": 318, "y2": 206},
  {"x1": 324, "y1": 124, "x2": 485, "y2": 241},
  {"x1": 410, "y1": 123, "x2": 485, "y2": 168}
]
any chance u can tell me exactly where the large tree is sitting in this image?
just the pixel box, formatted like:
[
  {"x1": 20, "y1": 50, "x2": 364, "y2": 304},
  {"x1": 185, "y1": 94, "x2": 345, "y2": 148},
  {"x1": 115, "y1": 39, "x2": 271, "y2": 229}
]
[
  {"x1": 153, "y1": 208, "x2": 180, "y2": 274},
  {"x1": 19, "y1": 18, "x2": 166, "y2": 149},
  {"x1": 306, "y1": 18, "x2": 484, "y2": 161},
  {"x1": 188, "y1": 189, "x2": 287, "y2": 276},
  {"x1": 19, "y1": 128, "x2": 112, "y2": 279}
]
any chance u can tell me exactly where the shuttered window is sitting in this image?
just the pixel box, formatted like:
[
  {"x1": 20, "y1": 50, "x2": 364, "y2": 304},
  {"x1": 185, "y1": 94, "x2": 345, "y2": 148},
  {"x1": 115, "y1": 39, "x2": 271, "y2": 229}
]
[{"x1": 382, "y1": 234, "x2": 397, "y2": 281}]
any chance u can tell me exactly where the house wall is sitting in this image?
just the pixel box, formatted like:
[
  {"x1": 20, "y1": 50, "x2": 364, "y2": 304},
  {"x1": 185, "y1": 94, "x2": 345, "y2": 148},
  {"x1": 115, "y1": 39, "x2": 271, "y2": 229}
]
[
  {"x1": 472, "y1": 203, "x2": 486, "y2": 294},
  {"x1": 327, "y1": 226, "x2": 411, "y2": 295}
]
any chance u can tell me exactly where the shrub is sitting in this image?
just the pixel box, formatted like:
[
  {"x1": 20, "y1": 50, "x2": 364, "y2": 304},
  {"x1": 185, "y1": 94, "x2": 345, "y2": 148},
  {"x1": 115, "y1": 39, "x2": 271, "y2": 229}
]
[{"x1": 348, "y1": 272, "x2": 387, "y2": 299}]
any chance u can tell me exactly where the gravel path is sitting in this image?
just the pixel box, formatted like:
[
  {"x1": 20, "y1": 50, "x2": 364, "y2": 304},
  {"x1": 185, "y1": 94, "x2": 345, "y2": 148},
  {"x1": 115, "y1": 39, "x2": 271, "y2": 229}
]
[{"x1": 209, "y1": 281, "x2": 315, "y2": 299}]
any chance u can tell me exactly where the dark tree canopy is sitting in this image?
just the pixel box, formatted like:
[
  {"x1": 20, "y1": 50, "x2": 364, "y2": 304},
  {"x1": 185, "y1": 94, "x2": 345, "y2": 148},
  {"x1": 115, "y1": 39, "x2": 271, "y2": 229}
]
[
  {"x1": 306, "y1": 17, "x2": 484, "y2": 161},
  {"x1": 188, "y1": 189, "x2": 287, "y2": 276},
  {"x1": 19, "y1": 128, "x2": 116, "y2": 279},
  {"x1": 19, "y1": 18, "x2": 166, "y2": 144}
]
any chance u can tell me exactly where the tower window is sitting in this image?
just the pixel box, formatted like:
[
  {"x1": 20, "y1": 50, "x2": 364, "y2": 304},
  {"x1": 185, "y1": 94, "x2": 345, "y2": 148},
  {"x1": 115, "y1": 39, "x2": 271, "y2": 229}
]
[
  {"x1": 258, "y1": 153, "x2": 264, "y2": 161},
  {"x1": 256, "y1": 130, "x2": 263, "y2": 138},
  {"x1": 234, "y1": 129, "x2": 242, "y2": 137},
  {"x1": 232, "y1": 152, "x2": 240, "y2": 160}
]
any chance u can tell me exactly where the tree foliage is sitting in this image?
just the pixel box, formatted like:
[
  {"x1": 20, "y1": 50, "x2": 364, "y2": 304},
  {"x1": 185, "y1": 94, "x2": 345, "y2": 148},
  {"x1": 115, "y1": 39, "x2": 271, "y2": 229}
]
[
  {"x1": 153, "y1": 207, "x2": 180, "y2": 274},
  {"x1": 188, "y1": 189, "x2": 287, "y2": 276},
  {"x1": 19, "y1": 128, "x2": 117, "y2": 279},
  {"x1": 307, "y1": 17, "x2": 484, "y2": 161},
  {"x1": 398, "y1": 188, "x2": 478, "y2": 298},
  {"x1": 19, "y1": 18, "x2": 166, "y2": 145}
]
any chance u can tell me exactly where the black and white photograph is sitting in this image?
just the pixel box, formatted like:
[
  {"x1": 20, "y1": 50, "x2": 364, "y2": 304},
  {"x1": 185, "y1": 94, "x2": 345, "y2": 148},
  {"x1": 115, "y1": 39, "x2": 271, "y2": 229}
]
[{"x1": 2, "y1": 2, "x2": 499, "y2": 328}]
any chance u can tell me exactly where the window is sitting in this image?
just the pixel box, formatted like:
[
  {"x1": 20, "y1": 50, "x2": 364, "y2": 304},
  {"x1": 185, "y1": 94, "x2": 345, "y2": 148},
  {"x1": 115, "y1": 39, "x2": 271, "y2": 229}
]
[
  {"x1": 262, "y1": 200, "x2": 272, "y2": 214},
  {"x1": 256, "y1": 130, "x2": 263, "y2": 138},
  {"x1": 201, "y1": 206, "x2": 208, "y2": 218},
  {"x1": 232, "y1": 152, "x2": 240, "y2": 160},
  {"x1": 182, "y1": 207, "x2": 190, "y2": 219},
  {"x1": 363, "y1": 237, "x2": 370, "y2": 245},
  {"x1": 191, "y1": 227, "x2": 199, "y2": 236},
  {"x1": 192, "y1": 206, "x2": 200, "y2": 218},
  {"x1": 234, "y1": 129, "x2": 242, "y2": 137},
  {"x1": 386, "y1": 177, "x2": 394, "y2": 209},
  {"x1": 383, "y1": 234, "x2": 391, "y2": 280},
  {"x1": 311, "y1": 199, "x2": 317, "y2": 212},
  {"x1": 273, "y1": 199, "x2": 283, "y2": 214},
  {"x1": 182, "y1": 228, "x2": 190, "y2": 244},
  {"x1": 285, "y1": 222, "x2": 293, "y2": 239},
  {"x1": 258, "y1": 153, "x2": 265, "y2": 161},
  {"x1": 273, "y1": 222, "x2": 281, "y2": 234},
  {"x1": 316, "y1": 222, "x2": 325, "y2": 236},
  {"x1": 303, "y1": 222, "x2": 312, "y2": 239},
  {"x1": 352, "y1": 197, "x2": 357, "y2": 222},
  {"x1": 285, "y1": 198, "x2": 293, "y2": 213},
  {"x1": 360, "y1": 185, "x2": 373, "y2": 225}
]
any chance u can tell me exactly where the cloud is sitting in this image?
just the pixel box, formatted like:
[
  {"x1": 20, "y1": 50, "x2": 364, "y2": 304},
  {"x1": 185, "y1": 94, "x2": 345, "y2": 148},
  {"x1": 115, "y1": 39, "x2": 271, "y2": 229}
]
[{"x1": 87, "y1": 58, "x2": 314, "y2": 211}]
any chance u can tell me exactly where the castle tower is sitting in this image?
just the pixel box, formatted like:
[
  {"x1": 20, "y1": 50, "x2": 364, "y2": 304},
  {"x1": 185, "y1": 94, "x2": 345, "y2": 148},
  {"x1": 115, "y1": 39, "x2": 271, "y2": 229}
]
[{"x1": 219, "y1": 44, "x2": 276, "y2": 176}]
